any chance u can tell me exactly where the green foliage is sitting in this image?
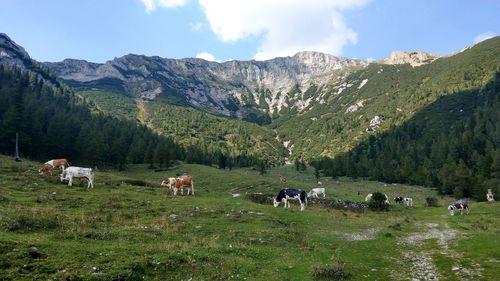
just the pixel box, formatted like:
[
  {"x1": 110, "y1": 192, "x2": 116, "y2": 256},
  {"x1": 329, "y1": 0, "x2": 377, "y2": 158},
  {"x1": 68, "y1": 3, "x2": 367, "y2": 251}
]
[
  {"x1": 425, "y1": 197, "x2": 439, "y2": 207},
  {"x1": 316, "y1": 71, "x2": 500, "y2": 201},
  {"x1": 367, "y1": 192, "x2": 390, "y2": 211},
  {"x1": 271, "y1": 37, "x2": 500, "y2": 162}
]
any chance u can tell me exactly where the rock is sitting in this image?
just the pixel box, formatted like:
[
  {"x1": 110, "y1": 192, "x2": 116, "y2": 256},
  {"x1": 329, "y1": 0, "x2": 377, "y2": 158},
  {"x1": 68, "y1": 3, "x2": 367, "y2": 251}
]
[{"x1": 383, "y1": 51, "x2": 439, "y2": 67}]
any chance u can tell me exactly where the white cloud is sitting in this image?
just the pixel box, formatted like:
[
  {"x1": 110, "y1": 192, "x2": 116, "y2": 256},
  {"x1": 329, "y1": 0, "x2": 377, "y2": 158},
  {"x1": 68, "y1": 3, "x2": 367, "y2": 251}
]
[
  {"x1": 473, "y1": 32, "x2": 495, "y2": 44},
  {"x1": 196, "y1": 52, "x2": 217, "y2": 61},
  {"x1": 139, "y1": 0, "x2": 189, "y2": 13},
  {"x1": 198, "y1": 0, "x2": 370, "y2": 60}
]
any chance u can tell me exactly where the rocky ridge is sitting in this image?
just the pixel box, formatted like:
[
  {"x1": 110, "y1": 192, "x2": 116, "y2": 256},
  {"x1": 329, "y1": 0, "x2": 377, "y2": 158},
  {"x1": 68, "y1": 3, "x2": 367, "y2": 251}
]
[
  {"x1": 43, "y1": 50, "x2": 368, "y2": 117},
  {"x1": 383, "y1": 50, "x2": 440, "y2": 67}
]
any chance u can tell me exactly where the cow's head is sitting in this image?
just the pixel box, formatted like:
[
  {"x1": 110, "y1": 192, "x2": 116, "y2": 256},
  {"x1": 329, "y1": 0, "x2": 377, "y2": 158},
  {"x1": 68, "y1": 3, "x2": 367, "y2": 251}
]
[
  {"x1": 447, "y1": 205, "x2": 456, "y2": 216},
  {"x1": 38, "y1": 164, "x2": 52, "y2": 175},
  {"x1": 273, "y1": 197, "x2": 281, "y2": 208},
  {"x1": 60, "y1": 170, "x2": 68, "y2": 182}
]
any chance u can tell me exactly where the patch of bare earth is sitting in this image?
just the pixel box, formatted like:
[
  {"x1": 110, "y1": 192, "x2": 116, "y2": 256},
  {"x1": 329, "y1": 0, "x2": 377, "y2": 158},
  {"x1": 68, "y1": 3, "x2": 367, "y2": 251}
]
[{"x1": 392, "y1": 223, "x2": 483, "y2": 280}]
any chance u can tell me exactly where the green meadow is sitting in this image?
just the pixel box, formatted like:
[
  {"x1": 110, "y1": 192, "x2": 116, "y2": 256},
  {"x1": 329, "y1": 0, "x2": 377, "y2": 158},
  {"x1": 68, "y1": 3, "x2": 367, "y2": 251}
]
[{"x1": 0, "y1": 155, "x2": 498, "y2": 280}]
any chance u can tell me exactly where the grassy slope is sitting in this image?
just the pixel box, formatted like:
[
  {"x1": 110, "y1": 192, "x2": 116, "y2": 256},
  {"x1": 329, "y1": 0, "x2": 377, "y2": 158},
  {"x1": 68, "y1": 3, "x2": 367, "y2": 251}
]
[
  {"x1": 0, "y1": 155, "x2": 498, "y2": 280},
  {"x1": 271, "y1": 37, "x2": 500, "y2": 160}
]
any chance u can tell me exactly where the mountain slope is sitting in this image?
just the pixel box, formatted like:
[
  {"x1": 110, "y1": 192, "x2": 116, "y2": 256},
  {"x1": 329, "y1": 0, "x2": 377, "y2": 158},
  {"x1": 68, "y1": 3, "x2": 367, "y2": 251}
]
[
  {"x1": 0, "y1": 34, "x2": 286, "y2": 168},
  {"x1": 270, "y1": 37, "x2": 500, "y2": 160}
]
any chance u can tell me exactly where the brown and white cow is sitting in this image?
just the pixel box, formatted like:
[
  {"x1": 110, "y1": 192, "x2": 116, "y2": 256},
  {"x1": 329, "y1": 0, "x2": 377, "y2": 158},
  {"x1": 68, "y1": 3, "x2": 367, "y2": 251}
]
[
  {"x1": 174, "y1": 175, "x2": 194, "y2": 196},
  {"x1": 38, "y1": 159, "x2": 69, "y2": 175}
]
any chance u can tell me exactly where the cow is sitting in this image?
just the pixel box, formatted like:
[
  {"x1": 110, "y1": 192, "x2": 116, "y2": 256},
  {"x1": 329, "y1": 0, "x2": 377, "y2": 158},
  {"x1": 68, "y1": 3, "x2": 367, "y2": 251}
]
[
  {"x1": 307, "y1": 187, "x2": 326, "y2": 198},
  {"x1": 60, "y1": 166, "x2": 94, "y2": 188},
  {"x1": 394, "y1": 196, "x2": 404, "y2": 204},
  {"x1": 273, "y1": 188, "x2": 307, "y2": 211},
  {"x1": 404, "y1": 197, "x2": 413, "y2": 207},
  {"x1": 448, "y1": 200, "x2": 469, "y2": 216},
  {"x1": 365, "y1": 193, "x2": 389, "y2": 204},
  {"x1": 38, "y1": 159, "x2": 69, "y2": 175},
  {"x1": 172, "y1": 175, "x2": 194, "y2": 196}
]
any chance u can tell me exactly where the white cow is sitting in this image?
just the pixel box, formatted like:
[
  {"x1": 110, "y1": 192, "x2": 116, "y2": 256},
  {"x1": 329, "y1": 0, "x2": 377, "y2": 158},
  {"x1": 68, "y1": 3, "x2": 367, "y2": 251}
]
[
  {"x1": 404, "y1": 197, "x2": 413, "y2": 207},
  {"x1": 60, "y1": 166, "x2": 94, "y2": 188},
  {"x1": 307, "y1": 187, "x2": 326, "y2": 198}
]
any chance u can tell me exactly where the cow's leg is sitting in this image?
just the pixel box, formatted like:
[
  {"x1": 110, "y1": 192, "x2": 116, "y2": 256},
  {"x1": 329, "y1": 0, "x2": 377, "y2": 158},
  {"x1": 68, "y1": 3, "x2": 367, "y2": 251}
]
[
  {"x1": 300, "y1": 200, "x2": 305, "y2": 211},
  {"x1": 322, "y1": 192, "x2": 325, "y2": 198},
  {"x1": 191, "y1": 183, "x2": 194, "y2": 195},
  {"x1": 68, "y1": 177, "x2": 72, "y2": 187}
]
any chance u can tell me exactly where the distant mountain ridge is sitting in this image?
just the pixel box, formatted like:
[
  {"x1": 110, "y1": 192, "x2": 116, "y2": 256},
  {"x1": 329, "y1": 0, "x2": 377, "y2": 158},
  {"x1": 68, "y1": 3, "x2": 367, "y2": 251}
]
[{"x1": 43, "y1": 50, "x2": 367, "y2": 118}]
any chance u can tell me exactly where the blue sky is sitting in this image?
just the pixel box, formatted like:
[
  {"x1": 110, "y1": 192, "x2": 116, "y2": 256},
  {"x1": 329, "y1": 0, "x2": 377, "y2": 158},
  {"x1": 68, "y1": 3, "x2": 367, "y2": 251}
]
[{"x1": 0, "y1": 0, "x2": 498, "y2": 63}]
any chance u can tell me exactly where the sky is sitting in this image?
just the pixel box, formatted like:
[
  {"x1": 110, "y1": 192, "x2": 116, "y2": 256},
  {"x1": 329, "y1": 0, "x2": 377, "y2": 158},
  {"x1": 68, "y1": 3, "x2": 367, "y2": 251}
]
[{"x1": 0, "y1": 0, "x2": 498, "y2": 63}]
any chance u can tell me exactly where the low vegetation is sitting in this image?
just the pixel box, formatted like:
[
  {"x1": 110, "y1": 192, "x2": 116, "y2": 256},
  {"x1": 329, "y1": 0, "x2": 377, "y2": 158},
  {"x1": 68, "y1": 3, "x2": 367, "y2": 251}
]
[{"x1": 0, "y1": 155, "x2": 499, "y2": 280}]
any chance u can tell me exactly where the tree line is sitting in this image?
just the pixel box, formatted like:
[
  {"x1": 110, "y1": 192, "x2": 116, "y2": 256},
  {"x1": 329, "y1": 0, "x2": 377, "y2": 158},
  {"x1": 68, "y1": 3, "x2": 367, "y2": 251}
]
[
  {"x1": 311, "y1": 72, "x2": 500, "y2": 201},
  {"x1": 0, "y1": 66, "x2": 268, "y2": 170}
]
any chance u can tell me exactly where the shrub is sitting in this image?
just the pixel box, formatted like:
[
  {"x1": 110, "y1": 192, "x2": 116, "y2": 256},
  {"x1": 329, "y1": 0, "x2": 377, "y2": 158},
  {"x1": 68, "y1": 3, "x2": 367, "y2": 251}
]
[
  {"x1": 425, "y1": 197, "x2": 439, "y2": 207},
  {"x1": 368, "y1": 192, "x2": 390, "y2": 211},
  {"x1": 311, "y1": 260, "x2": 350, "y2": 280},
  {"x1": 244, "y1": 193, "x2": 274, "y2": 205}
]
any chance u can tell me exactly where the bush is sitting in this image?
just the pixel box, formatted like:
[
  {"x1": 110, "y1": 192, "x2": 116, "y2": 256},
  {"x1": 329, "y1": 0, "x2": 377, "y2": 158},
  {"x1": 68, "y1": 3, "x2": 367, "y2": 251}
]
[
  {"x1": 311, "y1": 260, "x2": 350, "y2": 280},
  {"x1": 310, "y1": 198, "x2": 367, "y2": 212},
  {"x1": 367, "y1": 192, "x2": 390, "y2": 211},
  {"x1": 425, "y1": 197, "x2": 439, "y2": 207},
  {"x1": 244, "y1": 193, "x2": 274, "y2": 205}
]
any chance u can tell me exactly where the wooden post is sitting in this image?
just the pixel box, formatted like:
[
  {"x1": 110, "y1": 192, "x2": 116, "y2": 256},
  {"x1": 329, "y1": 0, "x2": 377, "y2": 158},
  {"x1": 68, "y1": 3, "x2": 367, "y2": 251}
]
[{"x1": 15, "y1": 132, "x2": 21, "y2": 162}]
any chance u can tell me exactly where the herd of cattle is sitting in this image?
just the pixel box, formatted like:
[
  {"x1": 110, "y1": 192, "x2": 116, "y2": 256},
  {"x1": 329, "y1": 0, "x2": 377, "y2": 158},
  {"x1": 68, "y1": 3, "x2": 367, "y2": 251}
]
[{"x1": 38, "y1": 159, "x2": 469, "y2": 215}]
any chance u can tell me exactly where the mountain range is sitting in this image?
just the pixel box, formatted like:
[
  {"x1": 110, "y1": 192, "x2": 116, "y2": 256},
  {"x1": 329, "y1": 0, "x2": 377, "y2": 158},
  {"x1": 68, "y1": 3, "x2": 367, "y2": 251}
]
[{"x1": 0, "y1": 33, "x2": 499, "y2": 164}]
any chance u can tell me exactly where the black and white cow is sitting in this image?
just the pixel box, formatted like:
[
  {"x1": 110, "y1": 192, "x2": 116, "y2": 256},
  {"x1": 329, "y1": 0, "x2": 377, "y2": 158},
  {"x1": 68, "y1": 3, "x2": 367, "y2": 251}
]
[
  {"x1": 448, "y1": 200, "x2": 469, "y2": 216},
  {"x1": 60, "y1": 166, "x2": 94, "y2": 188},
  {"x1": 394, "y1": 196, "x2": 404, "y2": 204},
  {"x1": 273, "y1": 188, "x2": 307, "y2": 211}
]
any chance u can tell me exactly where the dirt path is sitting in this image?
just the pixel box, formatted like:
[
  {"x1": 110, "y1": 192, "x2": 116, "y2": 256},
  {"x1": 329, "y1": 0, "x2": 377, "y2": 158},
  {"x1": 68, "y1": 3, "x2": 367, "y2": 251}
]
[{"x1": 392, "y1": 222, "x2": 483, "y2": 280}]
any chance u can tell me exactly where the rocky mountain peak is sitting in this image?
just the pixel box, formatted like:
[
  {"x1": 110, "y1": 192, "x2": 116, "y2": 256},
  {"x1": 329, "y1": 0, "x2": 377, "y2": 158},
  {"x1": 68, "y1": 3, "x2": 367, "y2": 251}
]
[{"x1": 383, "y1": 50, "x2": 439, "y2": 67}]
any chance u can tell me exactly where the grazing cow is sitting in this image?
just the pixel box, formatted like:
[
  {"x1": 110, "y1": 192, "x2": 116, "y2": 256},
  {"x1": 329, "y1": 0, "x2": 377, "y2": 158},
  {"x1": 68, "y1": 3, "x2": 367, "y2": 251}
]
[
  {"x1": 404, "y1": 197, "x2": 413, "y2": 207},
  {"x1": 172, "y1": 175, "x2": 194, "y2": 196},
  {"x1": 365, "y1": 193, "x2": 389, "y2": 204},
  {"x1": 394, "y1": 196, "x2": 404, "y2": 204},
  {"x1": 448, "y1": 200, "x2": 469, "y2": 216},
  {"x1": 60, "y1": 166, "x2": 94, "y2": 188},
  {"x1": 307, "y1": 187, "x2": 326, "y2": 198},
  {"x1": 38, "y1": 158, "x2": 69, "y2": 175},
  {"x1": 160, "y1": 177, "x2": 176, "y2": 189},
  {"x1": 273, "y1": 188, "x2": 307, "y2": 211}
]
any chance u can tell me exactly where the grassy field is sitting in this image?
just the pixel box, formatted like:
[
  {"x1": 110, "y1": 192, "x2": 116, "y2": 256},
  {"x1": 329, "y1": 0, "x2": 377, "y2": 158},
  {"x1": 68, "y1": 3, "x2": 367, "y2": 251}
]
[{"x1": 0, "y1": 155, "x2": 499, "y2": 280}]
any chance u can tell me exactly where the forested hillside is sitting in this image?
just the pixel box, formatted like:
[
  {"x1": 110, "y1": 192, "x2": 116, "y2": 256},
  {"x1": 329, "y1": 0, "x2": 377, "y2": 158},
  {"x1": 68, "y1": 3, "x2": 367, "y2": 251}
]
[
  {"x1": 272, "y1": 37, "x2": 500, "y2": 160},
  {"x1": 0, "y1": 66, "x2": 282, "y2": 170},
  {"x1": 312, "y1": 71, "x2": 500, "y2": 200},
  {"x1": 0, "y1": 66, "x2": 183, "y2": 170}
]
